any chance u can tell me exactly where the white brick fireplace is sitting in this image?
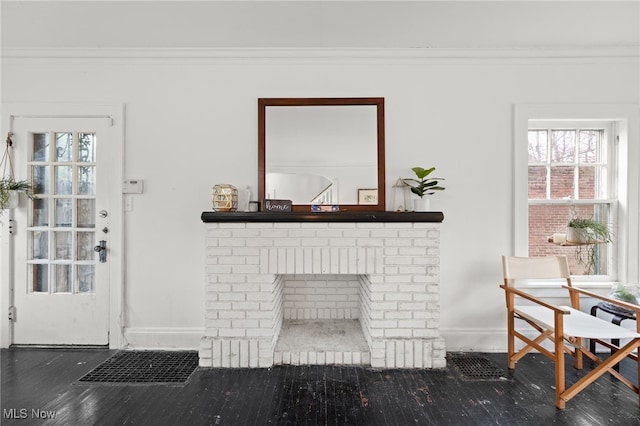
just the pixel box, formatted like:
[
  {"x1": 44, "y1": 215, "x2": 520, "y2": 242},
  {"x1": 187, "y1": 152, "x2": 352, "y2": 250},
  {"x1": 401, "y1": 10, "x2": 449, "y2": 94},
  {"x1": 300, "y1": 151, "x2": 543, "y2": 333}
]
[{"x1": 200, "y1": 212, "x2": 445, "y2": 369}]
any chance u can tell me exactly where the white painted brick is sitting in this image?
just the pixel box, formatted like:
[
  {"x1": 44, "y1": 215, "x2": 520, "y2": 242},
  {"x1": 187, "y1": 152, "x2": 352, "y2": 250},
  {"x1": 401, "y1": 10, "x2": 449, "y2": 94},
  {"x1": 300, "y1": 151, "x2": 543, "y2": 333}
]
[
  {"x1": 384, "y1": 311, "x2": 412, "y2": 320},
  {"x1": 358, "y1": 238, "x2": 384, "y2": 247},
  {"x1": 247, "y1": 329, "x2": 275, "y2": 338},
  {"x1": 219, "y1": 329, "x2": 245, "y2": 338},
  {"x1": 340, "y1": 228, "x2": 371, "y2": 238},
  {"x1": 205, "y1": 320, "x2": 231, "y2": 329},
  {"x1": 328, "y1": 222, "x2": 357, "y2": 229},
  {"x1": 241, "y1": 300, "x2": 273, "y2": 311},
  {"x1": 203, "y1": 221, "x2": 443, "y2": 369},
  {"x1": 219, "y1": 293, "x2": 246, "y2": 301},
  {"x1": 399, "y1": 302, "x2": 426, "y2": 311},
  {"x1": 398, "y1": 266, "x2": 427, "y2": 275},
  {"x1": 384, "y1": 293, "x2": 413, "y2": 301},
  {"x1": 326, "y1": 352, "x2": 335, "y2": 364},
  {"x1": 247, "y1": 292, "x2": 276, "y2": 302},
  {"x1": 205, "y1": 265, "x2": 233, "y2": 274},
  {"x1": 398, "y1": 247, "x2": 428, "y2": 256},
  {"x1": 232, "y1": 319, "x2": 259, "y2": 328},
  {"x1": 395, "y1": 342, "x2": 405, "y2": 368},
  {"x1": 207, "y1": 302, "x2": 232, "y2": 310},
  {"x1": 385, "y1": 329, "x2": 413, "y2": 338}
]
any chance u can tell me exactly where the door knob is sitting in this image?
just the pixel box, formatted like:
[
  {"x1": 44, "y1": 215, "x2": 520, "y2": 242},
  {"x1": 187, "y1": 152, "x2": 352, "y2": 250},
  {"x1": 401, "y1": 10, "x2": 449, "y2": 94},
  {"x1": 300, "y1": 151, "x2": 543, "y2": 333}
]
[{"x1": 94, "y1": 240, "x2": 107, "y2": 263}]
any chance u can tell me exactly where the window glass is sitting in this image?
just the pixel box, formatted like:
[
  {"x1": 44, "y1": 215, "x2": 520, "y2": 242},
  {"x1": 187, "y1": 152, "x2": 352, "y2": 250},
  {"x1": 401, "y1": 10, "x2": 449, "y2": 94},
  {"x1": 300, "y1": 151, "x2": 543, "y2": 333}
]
[{"x1": 527, "y1": 123, "x2": 612, "y2": 277}]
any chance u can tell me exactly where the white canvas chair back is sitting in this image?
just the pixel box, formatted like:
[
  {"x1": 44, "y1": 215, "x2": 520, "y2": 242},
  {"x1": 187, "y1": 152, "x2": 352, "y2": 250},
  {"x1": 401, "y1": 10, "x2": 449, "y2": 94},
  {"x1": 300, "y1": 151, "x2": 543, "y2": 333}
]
[{"x1": 503, "y1": 255, "x2": 571, "y2": 283}]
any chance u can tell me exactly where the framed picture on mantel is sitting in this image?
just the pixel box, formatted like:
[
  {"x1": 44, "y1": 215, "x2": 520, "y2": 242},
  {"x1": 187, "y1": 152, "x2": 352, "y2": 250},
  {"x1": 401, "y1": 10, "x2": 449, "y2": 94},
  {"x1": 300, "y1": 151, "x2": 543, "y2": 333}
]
[{"x1": 358, "y1": 189, "x2": 378, "y2": 205}]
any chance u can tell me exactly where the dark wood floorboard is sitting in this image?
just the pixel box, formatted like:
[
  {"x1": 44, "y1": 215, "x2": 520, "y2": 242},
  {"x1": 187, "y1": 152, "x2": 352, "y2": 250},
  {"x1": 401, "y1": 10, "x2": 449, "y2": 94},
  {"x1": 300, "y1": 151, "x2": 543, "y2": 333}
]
[{"x1": 1, "y1": 348, "x2": 639, "y2": 425}]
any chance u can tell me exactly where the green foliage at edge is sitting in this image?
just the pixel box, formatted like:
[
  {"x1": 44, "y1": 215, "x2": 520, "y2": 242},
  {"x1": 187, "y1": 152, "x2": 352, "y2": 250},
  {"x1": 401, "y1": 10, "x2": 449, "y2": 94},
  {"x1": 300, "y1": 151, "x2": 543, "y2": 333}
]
[{"x1": 0, "y1": 177, "x2": 35, "y2": 210}]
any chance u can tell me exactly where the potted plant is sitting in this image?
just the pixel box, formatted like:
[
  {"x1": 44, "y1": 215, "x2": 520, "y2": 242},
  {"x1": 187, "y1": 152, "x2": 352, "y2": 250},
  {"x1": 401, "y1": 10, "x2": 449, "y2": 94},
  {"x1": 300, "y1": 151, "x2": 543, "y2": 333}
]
[
  {"x1": 0, "y1": 177, "x2": 35, "y2": 211},
  {"x1": 566, "y1": 217, "x2": 611, "y2": 244},
  {"x1": 566, "y1": 217, "x2": 612, "y2": 275},
  {"x1": 402, "y1": 166, "x2": 445, "y2": 211}
]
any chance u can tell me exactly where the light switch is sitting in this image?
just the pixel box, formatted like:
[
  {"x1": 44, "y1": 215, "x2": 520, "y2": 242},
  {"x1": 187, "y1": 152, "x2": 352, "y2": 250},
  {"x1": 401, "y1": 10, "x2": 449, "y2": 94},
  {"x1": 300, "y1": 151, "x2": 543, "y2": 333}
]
[{"x1": 123, "y1": 179, "x2": 143, "y2": 194}]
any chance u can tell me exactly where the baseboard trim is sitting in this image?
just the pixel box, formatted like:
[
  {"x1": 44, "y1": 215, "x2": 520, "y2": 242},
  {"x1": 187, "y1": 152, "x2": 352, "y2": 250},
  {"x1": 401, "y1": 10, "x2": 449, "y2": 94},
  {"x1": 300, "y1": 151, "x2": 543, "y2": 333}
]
[
  {"x1": 123, "y1": 327, "x2": 204, "y2": 350},
  {"x1": 442, "y1": 328, "x2": 507, "y2": 352}
]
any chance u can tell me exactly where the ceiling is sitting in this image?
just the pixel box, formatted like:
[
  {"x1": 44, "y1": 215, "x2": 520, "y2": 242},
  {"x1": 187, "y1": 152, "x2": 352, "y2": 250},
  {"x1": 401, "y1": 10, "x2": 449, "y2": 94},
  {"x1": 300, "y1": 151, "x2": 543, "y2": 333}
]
[{"x1": 1, "y1": 1, "x2": 638, "y2": 49}]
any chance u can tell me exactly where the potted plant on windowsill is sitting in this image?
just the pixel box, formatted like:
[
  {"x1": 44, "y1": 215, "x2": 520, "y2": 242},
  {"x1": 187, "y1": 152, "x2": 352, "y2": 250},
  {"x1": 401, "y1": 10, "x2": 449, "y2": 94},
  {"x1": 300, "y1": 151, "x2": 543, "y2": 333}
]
[
  {"x1": 0, "y1": 177, "x2": 35, "y2": 211},
  {"x1": 402, "y1": 166, "x2": 445, "y2": 212},
  {"x1": 566, "y1": 217, "x2": 612, "y2": 275}
]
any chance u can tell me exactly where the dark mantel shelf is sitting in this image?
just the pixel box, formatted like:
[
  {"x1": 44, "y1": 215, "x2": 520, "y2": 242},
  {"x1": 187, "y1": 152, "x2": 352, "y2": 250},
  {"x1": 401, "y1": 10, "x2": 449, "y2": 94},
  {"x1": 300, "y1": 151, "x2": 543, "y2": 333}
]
[{"x1": 201, "y1": 211, "x2": 444, "y2": 223}]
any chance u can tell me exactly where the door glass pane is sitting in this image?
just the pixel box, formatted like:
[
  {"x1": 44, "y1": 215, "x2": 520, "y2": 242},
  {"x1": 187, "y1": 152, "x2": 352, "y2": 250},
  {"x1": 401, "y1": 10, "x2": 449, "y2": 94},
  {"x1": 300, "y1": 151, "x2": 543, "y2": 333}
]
[
  {"x1": 55, "y1": 199, "x2": 72, "y2": 227},
  {"x1": 32, "y1": 133, "x2": 50, "y2": 162},
  {"x1": 54, "y1": 231, "x2": 72, "y2": 260},
  {"x1": 78, "y1": 265, "x2": 94, "y2": 293},
  {"x1": 54, "y1": 264, "x2": 72, "y2": 293},
  {"x1": 55, "y1": 132, "x2": 73, "y2": 162},
  {"x1": 31, "y1": 264, "x2": 48, "y2": 293},
  {"x1": 78, "y1": 166, "x2": 96, "y2": 195},
  {"x1": 77, "y1": 199, "x2": 95, "y2": 228},
  {"x1": 31, "y1": 231, "x2": 48, "y2": 259},
  {"x1": 77, "y1": 232, "x2": 94, "y2": 261},
  {"x1": 32, "y1": 166, "x2": 49, "y2": 194},
  {"x1": 32, "y1": 198, "x2": 49, "y2": 227},
  {"x1": 55, "y1": 165, "x2": 72, "y2": 194},
  {"x1": 79, "y1": 133, "x2": 96, "y2": 163}
]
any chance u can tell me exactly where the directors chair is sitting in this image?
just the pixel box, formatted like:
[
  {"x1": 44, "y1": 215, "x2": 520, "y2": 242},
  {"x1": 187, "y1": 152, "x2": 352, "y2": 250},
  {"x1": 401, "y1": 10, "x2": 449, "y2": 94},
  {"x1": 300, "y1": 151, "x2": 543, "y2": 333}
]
[{"x1": 500, "y1": 255, "x2": 640, "y2": 409}]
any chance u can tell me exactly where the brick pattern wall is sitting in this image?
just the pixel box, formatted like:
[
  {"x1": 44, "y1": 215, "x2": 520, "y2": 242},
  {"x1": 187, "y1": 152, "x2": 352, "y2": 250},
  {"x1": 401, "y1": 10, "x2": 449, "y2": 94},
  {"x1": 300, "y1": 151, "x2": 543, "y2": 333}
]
[
  {"x1": 201, "y1": 221, "x2": 445, "y2": 369},
  {"x1": 282, "y1": 274, "x2": 360, "y2": 320}
]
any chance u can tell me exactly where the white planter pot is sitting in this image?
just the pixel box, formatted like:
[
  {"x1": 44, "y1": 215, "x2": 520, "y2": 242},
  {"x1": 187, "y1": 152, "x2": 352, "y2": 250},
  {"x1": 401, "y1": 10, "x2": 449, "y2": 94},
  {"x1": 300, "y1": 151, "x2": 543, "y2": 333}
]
[
  {"x1": 566, "y1": 226, "x2": 591, "y2": 244},
  {"x1": 3, "y1": 191, "x2": 20, "y2": 209},
  {"x1": 413, "y1": 197, "x2": 431, "y2": 212}
]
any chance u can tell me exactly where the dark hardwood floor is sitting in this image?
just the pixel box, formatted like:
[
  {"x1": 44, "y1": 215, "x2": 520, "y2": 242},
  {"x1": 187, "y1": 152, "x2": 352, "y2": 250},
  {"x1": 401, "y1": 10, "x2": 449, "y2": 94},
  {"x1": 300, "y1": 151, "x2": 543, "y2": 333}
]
[{"x1": 1, "y1": 348, "x2": 638, "y2": 425}]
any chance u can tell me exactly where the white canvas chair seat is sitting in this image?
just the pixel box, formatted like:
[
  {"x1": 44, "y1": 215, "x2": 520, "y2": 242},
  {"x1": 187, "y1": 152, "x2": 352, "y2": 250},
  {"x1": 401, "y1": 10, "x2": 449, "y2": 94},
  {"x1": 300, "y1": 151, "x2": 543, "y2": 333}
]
[
  {"x1": 515, "y1": 305, "x2": 640, "y2": 340},
  {"x1": 501, "y1": 255, "x2": 640, "y2": 409}
]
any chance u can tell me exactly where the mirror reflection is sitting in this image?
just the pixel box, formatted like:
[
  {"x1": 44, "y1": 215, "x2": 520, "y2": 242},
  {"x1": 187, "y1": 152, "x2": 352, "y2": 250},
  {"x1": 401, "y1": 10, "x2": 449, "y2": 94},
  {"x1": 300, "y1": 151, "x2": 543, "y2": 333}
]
[
  {"x1": 265, "y1": 105, "x2": 377, "y2": 204},
  {"x1": 258, "y1": 98, "x2": 385, "y2": 212}
]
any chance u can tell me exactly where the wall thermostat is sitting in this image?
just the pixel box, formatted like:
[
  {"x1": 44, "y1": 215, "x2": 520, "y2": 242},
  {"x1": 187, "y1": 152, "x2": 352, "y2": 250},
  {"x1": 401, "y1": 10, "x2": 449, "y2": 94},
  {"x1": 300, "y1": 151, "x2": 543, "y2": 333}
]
[{"x1": 123, "y1": 179, "x2": 144, "y2": 194}]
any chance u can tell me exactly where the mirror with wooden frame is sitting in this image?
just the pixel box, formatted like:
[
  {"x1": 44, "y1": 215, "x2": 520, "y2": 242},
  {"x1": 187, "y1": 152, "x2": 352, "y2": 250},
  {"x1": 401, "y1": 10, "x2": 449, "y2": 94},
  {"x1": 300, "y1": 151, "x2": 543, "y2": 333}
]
[{"x1": 258, "y1": 97, "x2": 385, "y2": 212}]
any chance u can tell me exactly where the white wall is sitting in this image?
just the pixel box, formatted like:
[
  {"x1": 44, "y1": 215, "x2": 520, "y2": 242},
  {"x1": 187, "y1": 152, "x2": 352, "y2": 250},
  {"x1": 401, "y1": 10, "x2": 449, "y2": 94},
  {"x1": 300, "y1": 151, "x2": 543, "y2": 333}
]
[{"x1": 1, "y1": 1, "x2": 639, "y2": 351}]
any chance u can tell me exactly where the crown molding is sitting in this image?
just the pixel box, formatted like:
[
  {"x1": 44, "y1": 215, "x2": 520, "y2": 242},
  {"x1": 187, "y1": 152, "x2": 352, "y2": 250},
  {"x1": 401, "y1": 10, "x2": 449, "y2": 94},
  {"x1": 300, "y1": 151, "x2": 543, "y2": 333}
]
[{"x1": 2, "y1": 46, "x2": 638, "y2": 63}]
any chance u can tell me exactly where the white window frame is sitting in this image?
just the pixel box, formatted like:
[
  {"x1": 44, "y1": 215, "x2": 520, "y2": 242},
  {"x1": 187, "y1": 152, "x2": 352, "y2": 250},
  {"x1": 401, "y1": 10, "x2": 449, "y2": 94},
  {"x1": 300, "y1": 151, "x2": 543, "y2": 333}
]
[{"x1": 514, "y1": 104, "x2": 640, "y2": 287}]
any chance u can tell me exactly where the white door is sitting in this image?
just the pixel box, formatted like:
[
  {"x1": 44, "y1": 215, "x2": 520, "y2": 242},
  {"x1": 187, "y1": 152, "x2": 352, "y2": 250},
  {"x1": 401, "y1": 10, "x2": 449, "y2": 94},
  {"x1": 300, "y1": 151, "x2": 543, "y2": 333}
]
[{"x1": 11, "y1": 117, "x2": 116, "y2": 345}]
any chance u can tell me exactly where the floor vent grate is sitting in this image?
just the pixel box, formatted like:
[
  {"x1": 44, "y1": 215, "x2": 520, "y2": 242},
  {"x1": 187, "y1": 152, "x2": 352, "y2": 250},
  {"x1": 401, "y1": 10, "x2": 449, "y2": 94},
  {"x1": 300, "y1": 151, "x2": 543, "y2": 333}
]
[
  {"x1": 448, "y1": 354, "x2": 510, "y2": 381},
  {"x1": 77, "y1": 350, "x2": 198, "y2": 385}
]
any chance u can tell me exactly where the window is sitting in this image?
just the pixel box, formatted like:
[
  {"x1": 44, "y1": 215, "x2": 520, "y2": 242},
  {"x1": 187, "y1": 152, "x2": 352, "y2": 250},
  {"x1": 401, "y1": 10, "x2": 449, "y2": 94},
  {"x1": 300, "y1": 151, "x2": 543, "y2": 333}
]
[
  {"x1": 527, "y1": 122, "x2": 614, "y2": 277},
  {"x1": 514, "y1": 104, "x2": 639, "y2": 285}
]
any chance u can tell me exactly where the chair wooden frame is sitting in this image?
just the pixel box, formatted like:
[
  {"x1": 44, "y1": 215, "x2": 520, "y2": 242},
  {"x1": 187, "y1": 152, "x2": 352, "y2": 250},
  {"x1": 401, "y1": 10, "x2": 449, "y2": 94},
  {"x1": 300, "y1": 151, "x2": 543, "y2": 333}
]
[{"x1": 500, "y1": 255, "x2": 640, "y2": 409}]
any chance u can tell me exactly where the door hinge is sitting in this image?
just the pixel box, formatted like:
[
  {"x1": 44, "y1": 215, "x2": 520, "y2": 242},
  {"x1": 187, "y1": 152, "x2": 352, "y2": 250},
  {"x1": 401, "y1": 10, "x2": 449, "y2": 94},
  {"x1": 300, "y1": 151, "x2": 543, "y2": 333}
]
[{"x1": 8, "y1": 306, "x2": 16, "y2": 322}]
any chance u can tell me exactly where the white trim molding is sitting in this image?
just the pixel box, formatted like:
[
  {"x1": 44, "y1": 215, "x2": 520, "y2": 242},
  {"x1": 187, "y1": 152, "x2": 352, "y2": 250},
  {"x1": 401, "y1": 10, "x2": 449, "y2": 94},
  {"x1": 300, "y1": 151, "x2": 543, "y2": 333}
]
[
  {"x1": 2, "y1": 46, "x2": 638, "y2": 64},
  {"x1": 123, "y1": 327, "x2": 205, "y2": 350}
]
